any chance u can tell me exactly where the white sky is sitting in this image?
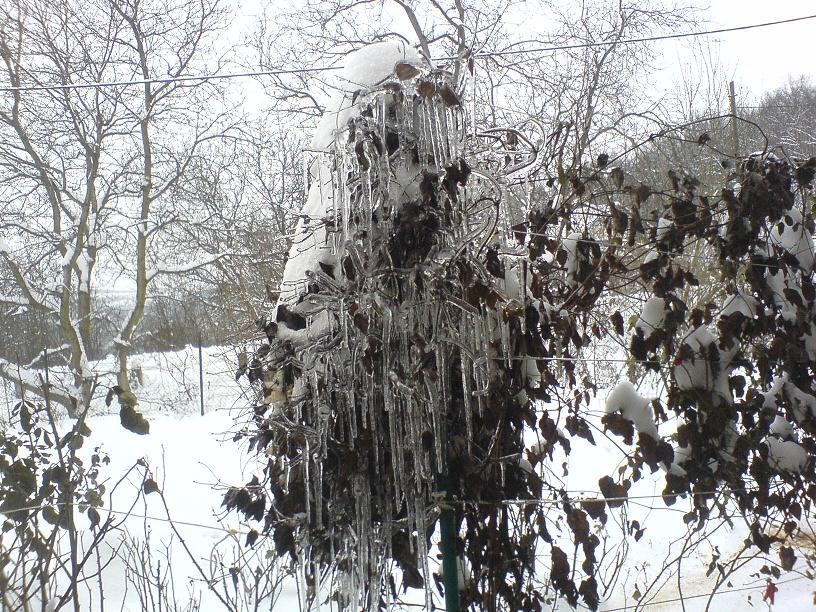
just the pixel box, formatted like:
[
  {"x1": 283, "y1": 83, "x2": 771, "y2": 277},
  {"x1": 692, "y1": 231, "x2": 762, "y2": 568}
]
[{"x1": 664, "y1": 1, "x2": 815, "y2": 98}]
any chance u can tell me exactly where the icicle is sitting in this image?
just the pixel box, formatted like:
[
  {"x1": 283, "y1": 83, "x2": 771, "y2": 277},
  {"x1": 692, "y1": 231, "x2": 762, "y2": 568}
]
[
  {"x1": 500, "y1": 315, "x2": 511, "y2": 368},
  {"x1": 297, "y1": 544, "x2": 309, "y2": 612},
  {"x1": 303, "y1": 438, "x2": 312, "y2": 521},
  {"x1": 408, "y1": 393, "x2": 424, "y2": 488},
  {"x1": 414, "y1": 493, "x2": 433, "y2": 611},
  {"x1": 470, "y1": 57, "x2": 477, "y2": 140},
  {"x1": 314, "y1": 448, "x2": 323, "y2": 530},
  {"x1": 434, "y1": 103, "x2": 451, "y2": 165},
  {"x1": 431, "y1": 348, "x2": 446, "y2": 471},
  {"x1": 459, "y1": 319, "x2": 473, "y2": 453},
  {"x1": 388, "y1": 398, "x2": 403, "y2": 501},
  {"x1": 303, "y1": 150, "x2": 310, "y2": 200},
  {"x1": 382, "y1": 307, "x2": 394, "y2": 414},
  {"x1": 347, "y1": 385, "x2": 357, "y2": 443},
  {"x1": 426, "y1": 103, "x2": 443, "y2": 169}
]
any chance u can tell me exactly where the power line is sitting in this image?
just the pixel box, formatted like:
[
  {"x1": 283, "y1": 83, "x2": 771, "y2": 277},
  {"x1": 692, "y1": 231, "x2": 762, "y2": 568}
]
[
  {"x1": 0, "y1": 66, "x2": 341, "y2": 93},
  {"x1": 2, "y1": 500, "x2": 255, "y2": 536},
  {"x1": 1, "y1": 485, "x2": 762, "y2": 527},
  {"x1": 603, "y1": 575, "x2": 807, "y2": 611},
  {"x1": 438, "y1": 487, "x2": 760, "y2": 508},
  {"x1": 472, "y1": 13, "x2": 816, "y2": 60},
  {"x1": 391, "y1": 575, "x2": 809, "y2": 610},
  {"x1": 2, "y1": 14, "x2": 815, "y2": 93}
]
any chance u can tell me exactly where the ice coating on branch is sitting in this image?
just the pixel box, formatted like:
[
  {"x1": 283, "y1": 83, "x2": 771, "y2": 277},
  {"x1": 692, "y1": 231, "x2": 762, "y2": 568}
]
[
  {"x1": 311, "y1": 41, "x2": 424, "y2": 150},
  {"x1": 605, "y1": 381, "x2": 658, "y2": 440},
  {"x1": 276, "y1": 41, "x2": 428, "y2": 345},
  {"x1": 254, "y1": 41, "x2": 505, "y2": 610},
  {"x1": 635, "y1": 297, "x2": 666, "y2": 337},
  {"x1": 767, "y1": 438, "x2": 808, "y2": 473}
]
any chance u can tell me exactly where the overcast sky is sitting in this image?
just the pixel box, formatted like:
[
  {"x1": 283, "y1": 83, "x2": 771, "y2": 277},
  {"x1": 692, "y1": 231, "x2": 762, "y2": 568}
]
[{"x1": 661, "y1": 1, "x2": 814, "y2": 98}]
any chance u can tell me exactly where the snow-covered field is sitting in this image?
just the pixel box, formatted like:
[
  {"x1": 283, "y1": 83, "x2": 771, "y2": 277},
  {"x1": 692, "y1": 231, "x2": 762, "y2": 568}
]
[{"x1": 2, "y1": 346, "x2": 813, "y2": 610}]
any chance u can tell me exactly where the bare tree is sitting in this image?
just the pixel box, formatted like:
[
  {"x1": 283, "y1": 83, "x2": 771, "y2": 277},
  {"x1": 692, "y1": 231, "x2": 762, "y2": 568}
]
[
  {"x1": 747, "y1": 75, "x2": 816, "y2": 159},
  {"x1": 0, "y1": 0, "x2": 237, "y2": 422},
  {"x1": 148, "y1": 118, "x2": 305, "y2": 343}
]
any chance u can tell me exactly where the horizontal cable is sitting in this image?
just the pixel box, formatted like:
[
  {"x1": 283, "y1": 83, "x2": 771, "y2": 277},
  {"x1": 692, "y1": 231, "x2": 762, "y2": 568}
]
[
  {"x1": 603, "y1": 575, "x2": 807, "y2": 611},
  {"x1": 2, "y1": 14, "x2": 814, "y2": 93},
  {"x1": 436, "y1": 487, "x2": 760, "y2": 508},
  {"x1": 1, "y1": 500, "x2": 254, "y2": 536},
  {"x1": 470, "y1": 14, "x2": 816, "y2": 60},
  {"x1": 1, "y1": 486, "x2": 764, "y2": 529}
]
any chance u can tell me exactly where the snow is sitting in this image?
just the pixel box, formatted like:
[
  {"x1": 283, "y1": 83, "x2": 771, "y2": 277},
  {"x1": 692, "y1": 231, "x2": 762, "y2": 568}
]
[
  {"x1": 673, "y1": 326, "x2": 733, "y2": 403},
  {"x1": 720, "y1": 291, "x2": 758, "y2": 318},
  {"x1": 669, "y1": 443, "x2": 691, "y2": 476},
  {"x1": 656, "y1": 216, "x2": 673, "y2": 243},
  {"x1": 804, "y1": 322, "x2": 816, "y2": 360},
  {"x1": 274, "y1": 41, "x2": 430, "y2": 347},
  {"x1": 77, "y1": 252, "x2": 91, "y2": 294},
  {"x1": 562, "y1": 232, "x2": 582, "y2": 285},
  {"x1": 766, "y1": 269, "x2": 798, "y2": 322},
  {"x1": 311, "y1": 41, "x2": 424, "y2": 151},
  {"x1": 635, "y1": 296, "x2": 666, "y2": 337},
  {"x1": 604, "y1": 380, "x2": 659, "y2": 440},
  {"x1": 147, "y1": 252, "x2": 227, "y2": 281},
  {"x1": 4, "y1": 350, "x2": 815, "y2": 609},
  {"x1": 0, "y1": 237, "x2": 11, "y2": 253},
  {"x1": 782, "y1": 381, "x2": 816, "y2": 424},
  {"x1": 770, "y1": 415, "x2": 796, "y2": 439},
  {"x1": 762, "y1": 375, "x2": 816, "y2": 424},
  {"x1": 767, "y1": 437, "x2": 808, "y2": 473},
  {"x1": 0, "y1": 293, "x2": 30, "y2": 307},
  {"x1": 770, "y1": 206, "x2": 815, "y2": 273},
  {"x1": 276, "y1": 159, "x2": 337, "y2": 313}
]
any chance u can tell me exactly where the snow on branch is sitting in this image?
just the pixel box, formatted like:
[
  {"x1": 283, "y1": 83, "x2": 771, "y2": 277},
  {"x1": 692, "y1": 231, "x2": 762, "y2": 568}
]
[
  {"x1": 146, "y1": 252, "x2": 232, "y2": 282},
  {"x1": 0, "y1": 356, "x2": 75, "y2": 410}
]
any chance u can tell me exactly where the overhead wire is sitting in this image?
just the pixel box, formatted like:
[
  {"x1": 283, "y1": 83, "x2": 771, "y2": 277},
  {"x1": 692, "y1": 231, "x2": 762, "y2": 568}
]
[
  {"x1": 1, "y1": 14, "x2": 814, "y2": 93},
  {"x1": 602, "y1": 574, "x2": 807, "y2": 611},
  {"x1": 0, "y1": 485, "x2": 768, "y2": 530},
  {"x1": 469, "y1": 13, "x2": 816, "y2": 60}
]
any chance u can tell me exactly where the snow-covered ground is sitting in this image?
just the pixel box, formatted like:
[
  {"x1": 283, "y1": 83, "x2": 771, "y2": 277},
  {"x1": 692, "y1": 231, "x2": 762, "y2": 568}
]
[{"x1": 2, "y1": 346, "x2": 813, "y2": 610}]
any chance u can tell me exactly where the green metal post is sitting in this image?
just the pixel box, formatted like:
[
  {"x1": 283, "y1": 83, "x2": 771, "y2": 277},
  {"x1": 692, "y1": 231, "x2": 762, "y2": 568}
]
[{"x1": 439, "y1": 472, "x2": 461, "y2": 612}]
